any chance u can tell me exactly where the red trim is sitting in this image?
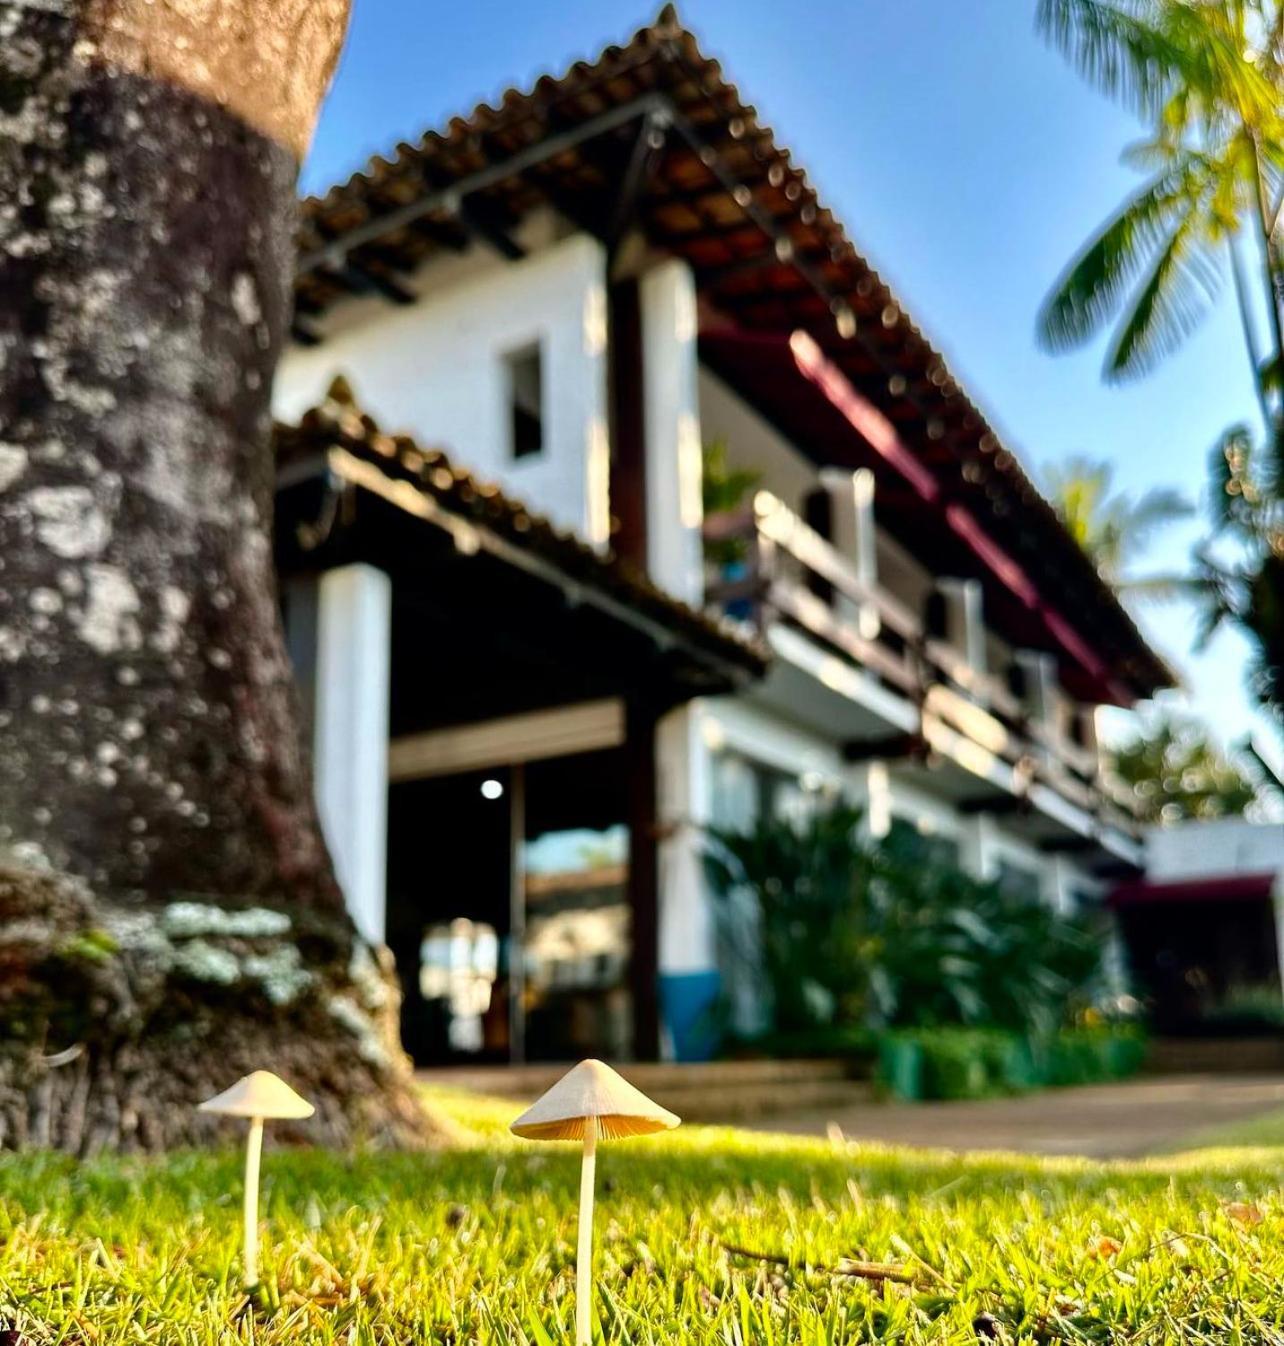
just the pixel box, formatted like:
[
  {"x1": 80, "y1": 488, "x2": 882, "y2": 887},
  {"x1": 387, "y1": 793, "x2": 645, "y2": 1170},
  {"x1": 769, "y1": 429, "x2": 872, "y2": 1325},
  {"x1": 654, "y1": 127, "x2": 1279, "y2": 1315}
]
[
  {"x1": 788, "y1": 332, "x2": 1127, "y2": 702},
  {"x1": 790, "y1": 333, "x2": 941, "y2": 502},
  {"x1": 1110, "y1": 872, "x2": 1277, "y2": 906}
]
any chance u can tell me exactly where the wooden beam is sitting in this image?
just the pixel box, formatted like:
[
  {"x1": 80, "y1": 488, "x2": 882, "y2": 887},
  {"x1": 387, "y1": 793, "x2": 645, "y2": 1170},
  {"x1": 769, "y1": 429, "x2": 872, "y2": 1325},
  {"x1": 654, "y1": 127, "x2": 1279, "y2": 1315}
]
[
  {"x1": 957, "y1": 794, "x2": 1030, "y2": 817},
  {"x1": 842, "y1": 733, "x2": 924, "y2": 764},
  {"x1": 455, "y1": 199, "x2": 526, "y2": 260},
  {"x1": 343, "y1": 256, "x2": 416, "y2": 305},
  {"x1": 290, "y1": 318, "x2": 322, "y2": 346},
  {"x1": 1039, "y1": 835, "x2": 1101, "y2": 856}
]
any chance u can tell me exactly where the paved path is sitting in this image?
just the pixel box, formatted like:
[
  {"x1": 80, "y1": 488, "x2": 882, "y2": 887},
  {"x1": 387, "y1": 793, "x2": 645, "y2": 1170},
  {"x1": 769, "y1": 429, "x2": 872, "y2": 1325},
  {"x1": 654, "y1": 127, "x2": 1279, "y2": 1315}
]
[{"x1": 748, "y1": 1074, "x2": 1284, "y2": 1158}]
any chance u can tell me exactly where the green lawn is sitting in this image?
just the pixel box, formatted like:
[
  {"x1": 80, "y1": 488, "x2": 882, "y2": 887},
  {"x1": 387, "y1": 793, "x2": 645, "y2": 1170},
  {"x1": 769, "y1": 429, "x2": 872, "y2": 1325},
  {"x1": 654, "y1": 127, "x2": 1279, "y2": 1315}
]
[{"x1": 2, "y1": 1087, "x2": 1283, "y2": 1343}]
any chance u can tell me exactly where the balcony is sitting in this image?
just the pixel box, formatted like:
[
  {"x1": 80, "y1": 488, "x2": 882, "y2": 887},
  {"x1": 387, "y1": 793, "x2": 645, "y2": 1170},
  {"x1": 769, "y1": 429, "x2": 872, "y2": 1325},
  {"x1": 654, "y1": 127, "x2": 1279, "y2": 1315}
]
[{"x1": 703, "y1": 491, "x2": 1141, "y2": 850}]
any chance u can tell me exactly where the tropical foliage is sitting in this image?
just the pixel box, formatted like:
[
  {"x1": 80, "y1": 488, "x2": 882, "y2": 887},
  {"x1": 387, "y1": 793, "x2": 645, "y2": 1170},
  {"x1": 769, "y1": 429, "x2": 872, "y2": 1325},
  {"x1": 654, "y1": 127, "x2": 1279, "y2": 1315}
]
[
  {"x1": 1038, "y1": 0, "x2": 1284, "y2": 726},
  {"x1": 704, "y1": 804, "x2": 1110, "y2": 1043},
  {"x1": 1042, "y1": 454, "x2": 1192, "y2": 595},
  {"x1": 701, "y1": 438, "x2": 762, "y2": 566},
  {"x1": 1105, "y1": 711, "x2": 1259, "y2": 820}
]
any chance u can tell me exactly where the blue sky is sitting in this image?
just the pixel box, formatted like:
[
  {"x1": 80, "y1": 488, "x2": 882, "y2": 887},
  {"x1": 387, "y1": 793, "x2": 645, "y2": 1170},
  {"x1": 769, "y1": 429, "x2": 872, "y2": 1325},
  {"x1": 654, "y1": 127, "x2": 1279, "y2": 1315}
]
[{"x1": 303, "y1": 0, "x2": 1270, "y2": 751}]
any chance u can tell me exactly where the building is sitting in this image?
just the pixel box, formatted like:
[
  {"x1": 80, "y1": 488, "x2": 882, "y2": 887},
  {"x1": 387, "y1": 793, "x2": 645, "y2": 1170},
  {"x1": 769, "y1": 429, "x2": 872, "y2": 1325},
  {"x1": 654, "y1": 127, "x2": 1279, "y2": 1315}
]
[
  {"x1": 1112, "y1": 819, "x2": 1284, "y2": 1034},
  {"x1": 272, "y1": 8, "x2": 1172, "y2": 1064}
]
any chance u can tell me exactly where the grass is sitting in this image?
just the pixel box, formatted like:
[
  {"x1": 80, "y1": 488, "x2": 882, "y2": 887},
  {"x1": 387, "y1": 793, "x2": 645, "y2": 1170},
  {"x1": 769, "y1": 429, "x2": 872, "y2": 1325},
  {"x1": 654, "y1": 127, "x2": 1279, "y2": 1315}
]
[{"x1": 1, "y1": 1086, "x2": 1284, "y2": 1343}]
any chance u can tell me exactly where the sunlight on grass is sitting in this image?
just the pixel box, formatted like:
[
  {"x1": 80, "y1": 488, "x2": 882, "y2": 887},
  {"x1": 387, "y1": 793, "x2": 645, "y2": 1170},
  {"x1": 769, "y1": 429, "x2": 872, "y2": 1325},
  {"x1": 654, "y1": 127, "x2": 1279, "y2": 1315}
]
[{"x1": 1, "y1": 1086, "x2": 1282, "y2": 1342}]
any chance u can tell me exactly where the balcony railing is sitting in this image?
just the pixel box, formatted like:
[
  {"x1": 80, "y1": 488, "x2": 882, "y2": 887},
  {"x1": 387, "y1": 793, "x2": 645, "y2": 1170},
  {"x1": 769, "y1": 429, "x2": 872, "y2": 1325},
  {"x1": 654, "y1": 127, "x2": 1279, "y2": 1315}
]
[{"x1": 704, "y1": 491, "x2": 1139, "y2": 834}]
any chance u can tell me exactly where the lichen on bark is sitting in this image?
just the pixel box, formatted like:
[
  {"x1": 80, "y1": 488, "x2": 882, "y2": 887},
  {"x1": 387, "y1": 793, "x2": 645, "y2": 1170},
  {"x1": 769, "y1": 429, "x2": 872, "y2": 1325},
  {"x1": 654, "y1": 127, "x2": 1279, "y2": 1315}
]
[{"x1": 0, "y1": 0, "x2": 433, "y2": 1149}]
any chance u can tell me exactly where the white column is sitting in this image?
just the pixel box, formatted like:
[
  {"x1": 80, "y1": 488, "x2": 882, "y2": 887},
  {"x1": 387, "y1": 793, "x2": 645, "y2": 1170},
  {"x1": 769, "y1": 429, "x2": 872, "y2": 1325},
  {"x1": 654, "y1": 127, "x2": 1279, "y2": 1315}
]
[
  {"x1": 818, "y1": 466, "x2": 878, "y2": 635},
  {"x1": 1016, "y1": 649, "x2": 1057, "y2": 762},
  {"x1": 655, "y1": 702, "x2": 715, "y2": 1059},
  {"x1": 937, "y1": 578, "x2": 987, "y2": 680},
  {"x1": 959, "y1": 812, "x2": 1000, "y2": 882},
  {"x1": 848, "y1": 759, "x2": 892, "y2": 840},
  {"x1": 641, "y1": 259, "x2": 703, "y2": 603},
  {"x1": 1041, "y1": 854, "x2": 1077, "y2": 915},
  {"x1": 313, "y1": 564, "x2": 392, "y2": 945}
]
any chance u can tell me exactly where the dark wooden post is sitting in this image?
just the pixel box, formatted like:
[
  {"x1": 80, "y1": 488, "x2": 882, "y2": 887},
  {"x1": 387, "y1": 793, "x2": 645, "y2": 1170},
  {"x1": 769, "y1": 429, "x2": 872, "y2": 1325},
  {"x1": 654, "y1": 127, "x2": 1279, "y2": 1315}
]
[
  {"x1": 608, "y1": 278, "x2": 648, "y2": 571},
  {"x1": 625, "y1": 696, "x2": 661, "y2": 1060}
]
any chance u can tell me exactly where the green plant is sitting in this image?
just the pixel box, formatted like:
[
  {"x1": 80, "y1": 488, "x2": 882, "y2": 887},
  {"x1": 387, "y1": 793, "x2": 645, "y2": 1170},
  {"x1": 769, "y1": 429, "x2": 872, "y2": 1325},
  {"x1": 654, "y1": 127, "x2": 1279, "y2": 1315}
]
[
  {"x1": 707, "y1": 802, "x2": 1114, "y2": 1048},
  {"x1": 878, "y1": 1026, "x2": 1148, "y2": 1101},
  {"x1": 702, "y1": 438, "x2": 762, "y2": 566},
  {"x1": 705, "y1": 805, "x2": 871, "y2": 1034}
]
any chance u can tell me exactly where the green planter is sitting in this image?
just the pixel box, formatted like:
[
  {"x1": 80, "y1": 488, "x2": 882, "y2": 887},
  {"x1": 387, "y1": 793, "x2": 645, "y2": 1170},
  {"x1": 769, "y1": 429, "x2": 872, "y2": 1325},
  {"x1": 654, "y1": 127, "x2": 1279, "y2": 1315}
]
[{"x1": 878, "y1": 1035, "x2": 924, "y2": 1100}]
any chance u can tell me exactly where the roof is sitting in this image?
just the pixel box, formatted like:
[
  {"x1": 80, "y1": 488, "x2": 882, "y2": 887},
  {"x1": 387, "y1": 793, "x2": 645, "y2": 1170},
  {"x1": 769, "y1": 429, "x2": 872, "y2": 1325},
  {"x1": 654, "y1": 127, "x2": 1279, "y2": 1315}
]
[
  {"x1": 292, "y1": 4, "x2": 1172, "y2": 702},
  {"x1": 275, "y1": 378, "x2": 768, "y2": 684}
]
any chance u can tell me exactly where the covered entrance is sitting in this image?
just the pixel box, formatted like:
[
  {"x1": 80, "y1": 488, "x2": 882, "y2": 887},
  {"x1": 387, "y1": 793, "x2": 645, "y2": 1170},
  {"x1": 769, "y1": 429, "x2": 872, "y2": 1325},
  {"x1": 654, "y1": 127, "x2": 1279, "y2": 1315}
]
[
  {"x1": 276, "y1": 384, "x2": 764, "y2": 1065},
  {"x1": 387, "y1": 744, "x2": 633, "y2": 1066},
  {"x1": 1111, "y1": 873, "x2": 1284, "y2": 1033}
]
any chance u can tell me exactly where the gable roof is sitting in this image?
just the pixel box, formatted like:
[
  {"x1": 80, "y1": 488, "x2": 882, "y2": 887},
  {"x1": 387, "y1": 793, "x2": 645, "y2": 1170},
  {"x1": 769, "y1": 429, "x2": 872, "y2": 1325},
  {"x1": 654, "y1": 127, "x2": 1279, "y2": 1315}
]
[{"x1": 292, "y1": 4, "x2": 1173, "y2": 703}]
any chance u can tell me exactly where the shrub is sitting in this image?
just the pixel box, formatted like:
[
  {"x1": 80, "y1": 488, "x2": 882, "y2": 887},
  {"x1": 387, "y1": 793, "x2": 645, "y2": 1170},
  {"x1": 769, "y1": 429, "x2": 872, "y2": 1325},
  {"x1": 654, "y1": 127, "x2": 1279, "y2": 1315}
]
[
  {"x1": 877, "y1": 1026, "x2": 1148, "y2": 1101},
  {"x1": 706, "y1": 802, "x2": 1116, "y2": 1049}
]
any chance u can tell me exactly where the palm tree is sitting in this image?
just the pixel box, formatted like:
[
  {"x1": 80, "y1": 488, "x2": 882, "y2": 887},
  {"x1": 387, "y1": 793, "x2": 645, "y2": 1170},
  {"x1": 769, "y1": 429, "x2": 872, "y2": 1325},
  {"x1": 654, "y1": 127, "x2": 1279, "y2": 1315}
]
[
  {"x1": 1106, "y1": 713, "x2": 1258, "y2": 822},
  {"x1": 1042, "y1": 455, "x2": 1192, "y2": 596},
  {"x1": 1036, "y1": 0, "x2": 1284, "y2": 401},
  {"x1": 1039, "y1": 0, "x2": 1284, "y2": 726}
]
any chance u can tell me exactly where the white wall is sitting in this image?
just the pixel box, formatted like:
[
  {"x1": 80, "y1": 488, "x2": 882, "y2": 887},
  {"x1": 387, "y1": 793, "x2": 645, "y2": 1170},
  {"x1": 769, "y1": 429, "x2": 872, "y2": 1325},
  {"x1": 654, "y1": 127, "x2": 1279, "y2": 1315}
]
[
  {"x1": 1147, "y1": 819, "x2": 1284, "y2": 880},
  {"x1": 275, "y1": 231, "x2": 611, "y2": 544}
]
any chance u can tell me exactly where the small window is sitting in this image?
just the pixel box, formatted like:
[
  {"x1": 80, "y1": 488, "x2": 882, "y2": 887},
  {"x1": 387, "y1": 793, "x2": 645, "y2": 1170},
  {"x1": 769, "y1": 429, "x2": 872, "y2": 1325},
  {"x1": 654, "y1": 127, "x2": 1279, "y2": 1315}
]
[{"x1": 505, "y1": 343, "x2": 543, "y2": 459}]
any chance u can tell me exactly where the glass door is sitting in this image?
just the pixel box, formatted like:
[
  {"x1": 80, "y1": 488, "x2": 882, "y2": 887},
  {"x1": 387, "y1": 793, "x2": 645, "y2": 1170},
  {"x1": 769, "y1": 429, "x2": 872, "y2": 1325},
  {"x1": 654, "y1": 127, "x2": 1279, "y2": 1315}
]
[
  {"x1": 521, "y1": 748, "x2": 632, "y2": 1061},
  {"x1": 386, "y1": 768, "x2": 515, "y2": 1065}
]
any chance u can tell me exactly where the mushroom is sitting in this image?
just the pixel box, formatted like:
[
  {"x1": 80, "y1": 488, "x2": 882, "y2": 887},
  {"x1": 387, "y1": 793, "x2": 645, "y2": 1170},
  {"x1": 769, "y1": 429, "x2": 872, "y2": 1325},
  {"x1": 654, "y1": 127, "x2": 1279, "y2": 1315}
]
[
  {"x1": 198, "y1": 1070, "x2": 315, "y2": 1290},
  {"x1": 511, "y1": 1060, "x2": 679, "y2": 1345}
]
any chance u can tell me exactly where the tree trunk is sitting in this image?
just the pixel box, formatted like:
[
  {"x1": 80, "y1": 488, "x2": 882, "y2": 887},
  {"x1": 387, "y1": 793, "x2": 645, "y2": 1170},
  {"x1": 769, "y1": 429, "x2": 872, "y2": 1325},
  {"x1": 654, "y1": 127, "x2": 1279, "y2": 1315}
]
[{"x1": 0, "y1": 0, "x2": 440, "y2": 1150}]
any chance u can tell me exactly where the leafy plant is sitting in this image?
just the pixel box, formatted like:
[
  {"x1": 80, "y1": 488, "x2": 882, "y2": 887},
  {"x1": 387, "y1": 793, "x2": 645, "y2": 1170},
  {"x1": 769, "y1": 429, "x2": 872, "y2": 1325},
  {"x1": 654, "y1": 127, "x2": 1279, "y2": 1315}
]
[
  {"x1": 705, "y1": 802, "x2": 1112, "y2": 1046},
  {"x1": 702, "y1": 438, "x2": 762, "y2": 567}
]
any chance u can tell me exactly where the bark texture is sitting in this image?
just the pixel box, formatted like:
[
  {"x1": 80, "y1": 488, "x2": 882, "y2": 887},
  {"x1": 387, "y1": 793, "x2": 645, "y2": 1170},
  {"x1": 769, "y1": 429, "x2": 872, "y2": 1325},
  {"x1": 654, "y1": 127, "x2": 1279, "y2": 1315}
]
[{"x1": 0, "y1": 0, "x2": 435, "y2": 1150}]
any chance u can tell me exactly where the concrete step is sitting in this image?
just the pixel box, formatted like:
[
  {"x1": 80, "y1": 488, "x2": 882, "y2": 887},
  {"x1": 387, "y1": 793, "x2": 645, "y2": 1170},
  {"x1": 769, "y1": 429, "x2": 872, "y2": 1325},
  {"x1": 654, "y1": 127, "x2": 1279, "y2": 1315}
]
[
  {"x1": 1147, "y1": 1037, "x2": 1284, "y2": 1075},
  {"x1": 418, "y1": 1057, "x2": 871, "y2": 1124}
]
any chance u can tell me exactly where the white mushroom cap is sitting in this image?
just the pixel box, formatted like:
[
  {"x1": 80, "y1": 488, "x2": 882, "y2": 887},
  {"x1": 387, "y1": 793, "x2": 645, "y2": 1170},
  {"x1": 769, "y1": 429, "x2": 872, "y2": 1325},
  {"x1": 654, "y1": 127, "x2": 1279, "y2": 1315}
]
[
  {"x1": 510, "y1": 1059, "x2": 681, "y2": 1140},
  {"x1": 198, "y1": 1070, "x2": 315, "y2": 1121}
]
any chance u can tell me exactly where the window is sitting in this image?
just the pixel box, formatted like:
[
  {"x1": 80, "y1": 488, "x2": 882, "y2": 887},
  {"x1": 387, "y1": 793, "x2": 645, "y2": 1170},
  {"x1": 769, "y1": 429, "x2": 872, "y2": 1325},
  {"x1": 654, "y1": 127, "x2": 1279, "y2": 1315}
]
[
  {"x1": 997, "y1": 859, "x2": 1041, "y2": 905},
  {"x1": 505, "y1": 342, "x2": 543, "y2": 459}
]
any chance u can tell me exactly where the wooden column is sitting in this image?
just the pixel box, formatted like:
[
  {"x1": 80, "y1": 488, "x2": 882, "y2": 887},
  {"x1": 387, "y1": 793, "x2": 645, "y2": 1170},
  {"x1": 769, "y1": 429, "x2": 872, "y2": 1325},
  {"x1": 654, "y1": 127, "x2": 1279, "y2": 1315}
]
[
  {"x1": 625, "y1": 696, "x2": 660, "y2": 1060},
  {"x1": 608, "y1": 279, "x2": 647, "y2": 570}
]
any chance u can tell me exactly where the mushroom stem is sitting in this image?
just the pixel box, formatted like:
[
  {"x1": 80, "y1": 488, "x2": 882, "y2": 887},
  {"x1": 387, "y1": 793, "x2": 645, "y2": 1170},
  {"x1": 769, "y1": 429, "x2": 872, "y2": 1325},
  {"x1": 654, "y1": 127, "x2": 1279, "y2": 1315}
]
[
  {"x1": 576, "y1": 1117, "x2": 598, "y2": 1345},
  {"x1": 243, "y1": 1116, "x2": 264, "y2": 1290}
]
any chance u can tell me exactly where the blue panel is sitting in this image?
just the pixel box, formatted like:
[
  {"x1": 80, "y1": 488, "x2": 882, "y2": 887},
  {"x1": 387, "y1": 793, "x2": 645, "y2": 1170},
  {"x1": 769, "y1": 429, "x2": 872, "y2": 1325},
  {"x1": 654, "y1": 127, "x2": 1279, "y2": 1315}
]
[{"x1": 659, "y1": 971, "x2": 722, "y2": 1062}]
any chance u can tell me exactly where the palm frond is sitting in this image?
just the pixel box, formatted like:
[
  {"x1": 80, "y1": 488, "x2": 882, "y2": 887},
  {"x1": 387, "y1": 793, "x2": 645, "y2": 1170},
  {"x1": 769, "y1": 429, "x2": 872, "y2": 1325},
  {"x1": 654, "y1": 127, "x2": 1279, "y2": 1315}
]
[
  {"x1": 1039, "y1": 0, "x2": 1280, "y2": 124},
  {"x1": 1104, "y1": 204, "x2": 1222, "y2": 379},
  {"x1": 1125, "y1": 485, "x2": 1195, "y2": 533},
  {"x1": 1037, "y1": 0, "x2": 1207, "y2": 116},
  {"x1": 1207, "y1": 423, "x2": 1262, "y2": 534},
  {"x1": 1037, "y1": 156, "x2": 1208, "y2": 353}
]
